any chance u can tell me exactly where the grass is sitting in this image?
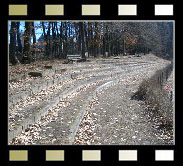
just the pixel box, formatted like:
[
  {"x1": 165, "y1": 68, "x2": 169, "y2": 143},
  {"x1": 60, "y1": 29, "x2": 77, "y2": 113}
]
[{"x1": 132, "y1": 63, "x2": 173, "y2": 130}]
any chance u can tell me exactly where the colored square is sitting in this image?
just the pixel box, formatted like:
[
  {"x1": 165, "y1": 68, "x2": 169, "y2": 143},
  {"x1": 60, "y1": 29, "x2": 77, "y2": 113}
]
[
  {"x1": 9, "y1": 5, "x2": 27, "y2": 16},
  {"x1": 46, "y1": 150, "x2": 64, "y2": 161},
  {"x1": 155, "y1": 5, "x2": 173, "y2": 15},
  {"x1": 45, "y1": 5, "x2": 64, "y2": 15},
  {"x1": 82, "y1": 150, "x2": 101, "y2": 161},
  {"x1": 155, "y1": 150, "x2": 174, "y2": 161},
  {"x1": 82, "y1": 5, "x2": 100, "y2": 15},
  {"x1": 119, "y1": 150, "x2": 137, "y2": 161},
  {"x1": 9, "y1": 150, "x2": 28, "y2": 161},
  {"x1": 118, "y1": 5, "x2": 137, "y2": 15}
]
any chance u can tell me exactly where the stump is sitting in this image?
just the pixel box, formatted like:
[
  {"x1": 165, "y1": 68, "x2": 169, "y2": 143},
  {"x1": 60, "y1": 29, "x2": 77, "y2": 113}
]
[
  {"x1": 44, "y1": 66, "x2": 52, "y2": 69},
  {"x1": 28, "y1": 72, "x2": 42, "y2": 77}
]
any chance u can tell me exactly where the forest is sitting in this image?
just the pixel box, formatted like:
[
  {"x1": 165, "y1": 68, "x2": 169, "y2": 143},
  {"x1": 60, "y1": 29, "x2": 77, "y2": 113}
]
[
  {"x1": 8, "y1": 21, "x2": 174, "y2": 145},
  {"x1": 9, "y1": 21, "x2": 173, "y2": 65}
]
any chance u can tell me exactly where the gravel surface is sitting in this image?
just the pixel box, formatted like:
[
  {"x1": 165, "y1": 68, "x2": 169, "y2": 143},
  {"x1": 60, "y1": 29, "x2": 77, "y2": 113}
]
[
  {"x1": 74, "y1": 77, "x2": 173, "y2": 145},
  {"x1": 10, "y1": 80, "x2": 109, "y2": 145},
  {"x1": 9, "y1": 54, "x2": 173, "y2": 145},
  {"x1": 73, "y1": 58, "x2": 173, "y2": 145},
  {"x1": 9, "y1": 61, "x2": 160, "y2": 131}
]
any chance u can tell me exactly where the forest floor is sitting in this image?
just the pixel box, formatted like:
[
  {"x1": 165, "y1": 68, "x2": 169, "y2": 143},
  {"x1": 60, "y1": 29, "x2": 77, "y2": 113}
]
[{"x1": 8, "y1": 54, "x2": 174, "y2": 145}]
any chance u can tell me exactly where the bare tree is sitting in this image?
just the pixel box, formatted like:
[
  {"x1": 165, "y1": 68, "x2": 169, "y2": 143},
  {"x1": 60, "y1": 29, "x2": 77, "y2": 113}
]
[
  {"x1": 22, "y1": 22, "x2": 31, "y2": 63},
  {"x1": 9, "y1": 22, "x2": 17, "y2": 65},
  {"x1": 79, "y1": 22, "x2": 86, "y2": 59},
  {"x1": 32, "y1": 22, "x2": 36, "y2": 60},
  {"x1": 10, "y1": 21, "x2": 173, "y2": 64},
  {"x1": 16, "y1": 22, "x2": 22, "y2": 55}
]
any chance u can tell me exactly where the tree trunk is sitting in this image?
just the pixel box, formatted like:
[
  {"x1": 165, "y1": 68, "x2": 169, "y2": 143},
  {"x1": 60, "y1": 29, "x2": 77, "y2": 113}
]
[
  {"x1": 51, "y1": 22, "x2": 55, "y2": 58},
  {"x1": 47, "y1": 22, "x2": 52, "y2": 58},
  {"x1": 88, "y1": 22, "x2": 92, "y2": 57},
  {"x1": 103, "y1": 35, "x2": 106, "y2": 57},
  {"x1": 42, "y1": 22, "x2": 48, "y2": 57},
  {"x1": 94, "y1": 22, "x2": 98, "y2": 57},
  {"x1": 32, "y1": 22, "x2": 36, "y2": 61},
  {"x1": 16, "y1": 22, "x2": 22, "y2": 54},
  {"x1": 16, "y1": 22, "x2": 23, "y2": 62},
  {"x1": 79, "y1": 22, "x2": 86, "y2": 59},
  {"x1": 78, "y1": 23, "x2": 81, "y2": 54},
  {"x1": 9, "y1": 22, "x2": 17, "y2": 65},
  {"x1": 59, "y1": 22, "x2": 63, "y2": 58},
  {"x1": 84, "y1": 22, "x2": 88, "y2": 52},
  {"x1": 64, "y1": 22, "x2": 67, "y2": 59},
  {"x1": 123, "y1": 39, "x2": 126, "y2": 56},
  {"x1": 23, "y1": 22, "x2": 31, "y2": 63}
]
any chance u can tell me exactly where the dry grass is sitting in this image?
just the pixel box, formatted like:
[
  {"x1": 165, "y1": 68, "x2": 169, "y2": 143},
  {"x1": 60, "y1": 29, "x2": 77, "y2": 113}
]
[{"x1": 133, "y1": 64, "x2": 173, "y2": 130}]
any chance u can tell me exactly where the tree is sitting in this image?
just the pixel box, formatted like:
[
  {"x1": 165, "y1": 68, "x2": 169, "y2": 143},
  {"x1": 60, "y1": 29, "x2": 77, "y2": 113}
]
[
  {"x1": 10, "y1": 21, "x2": 173, "y2": 64},
  {"x1": 9, "y1": 22, "x2": 17, "y2": 65},
  {"x1": 16, "y1": 22, "x2": 22, "y2": 54},
  {"x1": 63, "y1": 22, "x2": 68, "y2": 59},
  {"x1": 32, "y1": 22, "x2": 36, "y2": 60},
  {"x1": 88, "y1": 22, "x2": 94, "y2": 57},
  {"x1": 79, "y1": 22, "x2": 86, "y2": 59},
  {"x1": 22, "y1": 22, "x2": 31, "y2": 63},
  {"x1": 59, "y1": 22, "x2": 63, "y2": 58}
]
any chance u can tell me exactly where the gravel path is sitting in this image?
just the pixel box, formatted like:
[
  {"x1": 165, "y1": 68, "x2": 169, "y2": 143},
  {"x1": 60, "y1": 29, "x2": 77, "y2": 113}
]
[
  {"x1": 77, "y1": 84, "x2": 172, "y2": 145},
  {"x1": 74, "y1": 65, "x2": 173, "y2": 145},
  {"x1": 9, "y1": 54, "x2": 173, "y2": 145}
]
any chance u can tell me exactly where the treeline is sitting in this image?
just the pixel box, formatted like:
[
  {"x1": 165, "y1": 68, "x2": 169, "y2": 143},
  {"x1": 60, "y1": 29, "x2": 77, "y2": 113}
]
[{"x1": 9, "y1": 21, "x2": 173, "y2": 65}]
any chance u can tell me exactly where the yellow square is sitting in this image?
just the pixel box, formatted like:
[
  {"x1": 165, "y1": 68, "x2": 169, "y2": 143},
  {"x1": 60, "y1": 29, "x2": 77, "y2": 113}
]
[
  {"x1": 82, "y1": 150, "x2": 101, "y2": 161},
  {"x1": 45, "y1": 5, "x2": 64, "y2": 15},
  {"x1": 46, "y1": 150, "x2": 64, "y2": 161},
  {"x1": 9, "y1": 150, "x2": 28, "y2": 161},
  {"x1": 9, "y1": 5, "x2": 27, "y2": 16},
  {"x1": 82, "y1": 5, "x2": 100, "y2": 15},
  {"x1": 118, "y1": 5, "x2": 137, "y2": 15}
]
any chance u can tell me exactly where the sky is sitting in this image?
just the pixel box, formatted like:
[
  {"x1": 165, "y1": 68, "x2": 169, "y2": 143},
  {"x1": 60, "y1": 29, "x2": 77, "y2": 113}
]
[
  {"x1": 8, "y1": 21, "x2": 43, "y2": 43},
  {"x1": 8, "y1": 21, "x2": 82, "y2": 44}
]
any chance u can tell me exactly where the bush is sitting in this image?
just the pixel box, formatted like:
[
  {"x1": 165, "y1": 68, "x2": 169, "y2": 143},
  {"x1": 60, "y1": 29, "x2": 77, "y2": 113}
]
[{"x1": 133, "y1": 64, "x2": 173, "y2": 129}]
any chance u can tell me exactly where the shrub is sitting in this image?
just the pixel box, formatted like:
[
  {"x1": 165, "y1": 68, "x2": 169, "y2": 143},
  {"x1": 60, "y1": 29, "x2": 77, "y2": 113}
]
[{"x1": 133, "y1": 64, "x2": 173, "y2": 130}]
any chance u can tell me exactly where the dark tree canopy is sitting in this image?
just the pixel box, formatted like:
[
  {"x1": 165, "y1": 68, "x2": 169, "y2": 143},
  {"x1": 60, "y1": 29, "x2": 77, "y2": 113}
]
[{"x1": 9, "y1": 21, "x2": 174, "y2": 65}]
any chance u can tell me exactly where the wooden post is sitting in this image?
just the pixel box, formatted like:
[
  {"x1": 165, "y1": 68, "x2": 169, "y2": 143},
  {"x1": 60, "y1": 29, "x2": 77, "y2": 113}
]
[
  {"x1": 166, "y1": 70, "x2": 168, "y2": 81},
  {"x1": 123, "y1": 39, "x2": 126, "y2": 56},
  {"x1": 170, "y1": 90, "x2": 173, "y2": 102},
  {"x1": 160, "y1": 75, "x2": 162, "y2": 88},
  {"x1": 162, "y1": 72, "x2": 164, "y2": 81}
]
